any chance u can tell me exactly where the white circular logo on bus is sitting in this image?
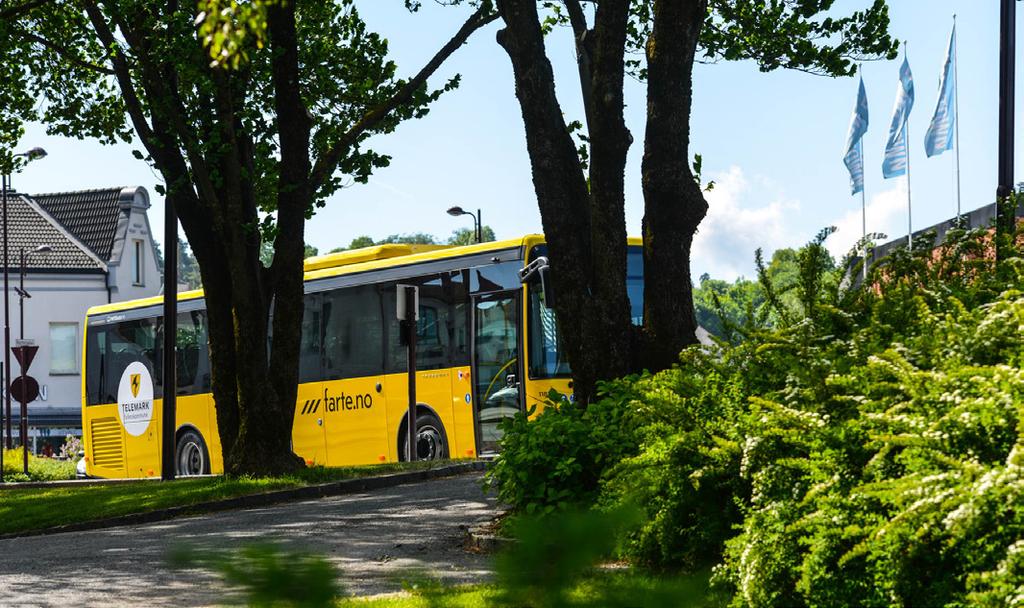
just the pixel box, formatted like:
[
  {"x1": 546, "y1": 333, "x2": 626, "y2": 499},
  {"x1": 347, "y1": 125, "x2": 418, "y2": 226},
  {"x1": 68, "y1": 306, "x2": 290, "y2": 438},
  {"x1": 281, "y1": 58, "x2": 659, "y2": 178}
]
[{"x1": 117, "y1": 361, "x2": 154, "y2": 436}]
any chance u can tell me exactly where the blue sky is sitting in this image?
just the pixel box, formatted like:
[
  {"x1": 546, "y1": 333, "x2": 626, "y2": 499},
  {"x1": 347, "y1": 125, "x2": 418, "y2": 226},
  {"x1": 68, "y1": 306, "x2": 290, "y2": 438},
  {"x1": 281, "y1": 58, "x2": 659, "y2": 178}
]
[{"x1": 11, "y1": 1, "x2": 1024, "y2": 280}]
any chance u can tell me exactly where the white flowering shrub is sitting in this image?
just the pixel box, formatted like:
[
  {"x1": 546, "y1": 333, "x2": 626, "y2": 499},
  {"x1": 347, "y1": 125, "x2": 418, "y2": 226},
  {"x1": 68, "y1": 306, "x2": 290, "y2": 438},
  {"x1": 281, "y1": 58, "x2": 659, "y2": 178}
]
[{"x1": 493, "y1": 202, "x2": 1024, "y2": 607}]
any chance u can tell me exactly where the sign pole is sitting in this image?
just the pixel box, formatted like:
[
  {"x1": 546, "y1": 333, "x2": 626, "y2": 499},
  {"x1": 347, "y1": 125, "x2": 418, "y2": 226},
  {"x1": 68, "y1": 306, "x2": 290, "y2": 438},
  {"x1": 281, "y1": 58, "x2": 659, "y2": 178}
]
[
  {"x1": 10, "y1": 341, "x2": 38, "y2": 475},
  {"x1": 19, "y1": 347, "x2": 26, "y2": 473},
  {"x1": 2, "y1": 361, "x2": 7, "y2": 451}
]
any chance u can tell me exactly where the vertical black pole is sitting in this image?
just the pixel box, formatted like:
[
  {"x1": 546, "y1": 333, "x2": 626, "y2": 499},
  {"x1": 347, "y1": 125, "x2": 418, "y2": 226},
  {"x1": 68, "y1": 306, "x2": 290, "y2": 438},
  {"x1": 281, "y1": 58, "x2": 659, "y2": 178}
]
[
  {"x1": 19, "y1": 248, "x2": 24, "y2": 340},
  {"x1": 161, "y1": 196, "x2": 178, "y2": 481},
  {"x1": 19, "y1": 349, "x2": 27, "y2": 474},
  {"x1": 997, "y1": 0, "x2": 1016, "y2": 244},
  {"x1": 405, "y1": 285, "x2": 417, "y2": 462},
  {"x1": 1, "y1": 171, "x2": 9, "y2": 482},
  {"x1": 1, "y1": 361, "x2": 6, "y2": 452},
  {"x1": 476, "y1": 209, "x2": 482, "y2": 244}
]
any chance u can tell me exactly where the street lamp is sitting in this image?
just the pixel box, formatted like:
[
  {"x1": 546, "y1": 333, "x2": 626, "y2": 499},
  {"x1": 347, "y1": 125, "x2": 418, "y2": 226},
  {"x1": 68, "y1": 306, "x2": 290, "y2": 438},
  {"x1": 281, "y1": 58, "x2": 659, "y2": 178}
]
[
  {"x1": 447, "y1": 205, "x2": 482, "y2": 244},
  {"x1": 1, "y1": 147, "x2": 47, "y2": 465},
  {"x1": 15, "y1": 245, "x2": 53, "y2": 339}
]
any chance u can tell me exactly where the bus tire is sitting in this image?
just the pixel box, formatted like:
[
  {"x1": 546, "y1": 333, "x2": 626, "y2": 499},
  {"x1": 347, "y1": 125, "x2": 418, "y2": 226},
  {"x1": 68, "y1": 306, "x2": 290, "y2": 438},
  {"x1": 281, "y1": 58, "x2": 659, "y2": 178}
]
[
  {"x1": 175, "y1": 428, "x2": 209, "y2": 476},
  {"x1": 400, "y1": 412, "x2": 449, "y2": 462}
]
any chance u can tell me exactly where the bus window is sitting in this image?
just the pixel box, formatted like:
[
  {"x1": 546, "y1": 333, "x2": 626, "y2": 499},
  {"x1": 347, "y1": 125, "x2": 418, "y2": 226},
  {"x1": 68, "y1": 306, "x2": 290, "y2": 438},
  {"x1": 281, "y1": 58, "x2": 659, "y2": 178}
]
[
  {"x1": 384, "y1": 277, "x2": 452, "y2": 372},
  {"x1": 469, "y1": 261, "x2": 521, "y2": 294},
  {"x1": 525, "y1": 245, "x2": 644, "y2": 379},
  {"x1": 627, "y1": 247, "x2": 644, "y2": 325},
  {"x1": 446, "y1": 271, "x2": 470, "y2": 367},
  {"x1": 323, "y1": 285, "x2": 384, "y2": 379},
  {"x1": 85, "y1": 317, "x2": 159, "y2": 406},
  {"x1": 158, "y1": 311, "x2": 209, "y2": 396},
  {"x1": 527, "y1": 289, "x2": 570, "y2": 379},
  {"x1": 299, "y1": 293, "x2": 322, "y2": 383}
]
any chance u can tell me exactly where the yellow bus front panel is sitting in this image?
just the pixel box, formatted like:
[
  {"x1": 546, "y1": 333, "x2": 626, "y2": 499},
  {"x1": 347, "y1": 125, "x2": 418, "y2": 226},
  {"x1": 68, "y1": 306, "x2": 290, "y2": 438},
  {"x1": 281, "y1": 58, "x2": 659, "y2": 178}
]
[
  {"x1": 523, "y1": 377, "x2": 573, "y2": 419},
  {"x1": 123, "y1": 398, "x2": 161, "y2": 478},
  {"x1": 83, "y1": 404, "x2": 127, "y2": 478}
]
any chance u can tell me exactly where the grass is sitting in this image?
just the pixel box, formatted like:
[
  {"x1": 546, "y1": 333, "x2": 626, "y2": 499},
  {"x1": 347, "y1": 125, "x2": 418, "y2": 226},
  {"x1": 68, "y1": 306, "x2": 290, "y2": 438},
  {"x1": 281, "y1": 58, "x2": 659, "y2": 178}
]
[
  {"x1": 335, "y1": 570, "x2": 725, "y2": 607},
  {"x1": 2, "y1": 449, "x2": 77, "y2": 482},
  {"x1": 0, "y1": 460, "x2": 448, "y2": 537}
]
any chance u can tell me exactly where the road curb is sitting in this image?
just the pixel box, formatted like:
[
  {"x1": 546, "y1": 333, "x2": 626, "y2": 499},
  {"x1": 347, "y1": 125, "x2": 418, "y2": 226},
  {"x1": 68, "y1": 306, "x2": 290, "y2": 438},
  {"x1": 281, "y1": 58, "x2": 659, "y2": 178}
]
[{"x1": 0, "y1": 460, "x2": 488, "y2": 540}]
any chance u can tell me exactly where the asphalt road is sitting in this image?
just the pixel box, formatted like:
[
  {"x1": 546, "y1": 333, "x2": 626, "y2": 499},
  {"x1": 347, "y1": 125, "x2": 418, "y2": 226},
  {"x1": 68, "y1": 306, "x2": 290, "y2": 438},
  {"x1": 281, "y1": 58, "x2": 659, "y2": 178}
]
[{"x1": 0, "y1": 472, "x2": 499, "y2": 607}]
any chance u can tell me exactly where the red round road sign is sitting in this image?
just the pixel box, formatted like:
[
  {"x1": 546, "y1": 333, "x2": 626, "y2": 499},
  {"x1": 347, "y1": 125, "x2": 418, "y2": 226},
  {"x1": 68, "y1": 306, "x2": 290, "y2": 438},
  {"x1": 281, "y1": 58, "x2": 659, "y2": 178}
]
[{"x1": 10, "y1": 375, "x2": 39, "y2": 404}]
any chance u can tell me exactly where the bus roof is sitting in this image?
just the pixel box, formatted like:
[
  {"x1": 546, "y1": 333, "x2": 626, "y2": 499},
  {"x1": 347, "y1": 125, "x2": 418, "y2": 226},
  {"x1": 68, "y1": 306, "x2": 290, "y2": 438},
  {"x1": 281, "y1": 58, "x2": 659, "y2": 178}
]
[{"x1": 86, "y1": 234, "x2": 643, "y2": 316}]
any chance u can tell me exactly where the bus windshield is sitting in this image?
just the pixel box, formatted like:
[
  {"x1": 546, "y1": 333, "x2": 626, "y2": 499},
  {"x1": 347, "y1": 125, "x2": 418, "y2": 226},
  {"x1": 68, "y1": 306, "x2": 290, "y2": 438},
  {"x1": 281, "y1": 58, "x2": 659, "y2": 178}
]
[{"x1": 527, "y1": 245, "x2": 643, "y2": 379}]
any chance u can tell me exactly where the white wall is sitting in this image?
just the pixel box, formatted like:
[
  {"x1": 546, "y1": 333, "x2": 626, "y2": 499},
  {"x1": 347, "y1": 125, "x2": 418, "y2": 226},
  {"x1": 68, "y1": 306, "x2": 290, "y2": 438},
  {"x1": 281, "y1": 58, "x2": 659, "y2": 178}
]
[
  {"x1": 110, "y1": 205, "x2": 163, "y2": 302},
  {"x1": 8, "y1": 273, "x2": 108, "y2": 420}
]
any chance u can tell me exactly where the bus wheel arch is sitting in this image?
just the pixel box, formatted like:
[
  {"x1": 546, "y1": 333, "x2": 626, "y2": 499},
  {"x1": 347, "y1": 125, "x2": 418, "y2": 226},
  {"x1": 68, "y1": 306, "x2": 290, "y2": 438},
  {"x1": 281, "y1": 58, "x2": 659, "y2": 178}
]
[
  {"x1": 175, "y1": 425, "x2": 210, "y2": 476},
  {"x1": 397, "y1": 404, "x2": 449, "y2": 462}
]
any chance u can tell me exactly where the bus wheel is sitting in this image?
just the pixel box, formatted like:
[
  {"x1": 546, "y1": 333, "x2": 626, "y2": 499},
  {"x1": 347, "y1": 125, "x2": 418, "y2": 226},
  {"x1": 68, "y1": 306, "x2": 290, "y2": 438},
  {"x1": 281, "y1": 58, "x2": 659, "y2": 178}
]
[
  {"x1": 176, "y1": 429, "x2": 209, "y2": 476},
  {"x1": 401, "y1": 413, "x2": 449, "y2": 462}
]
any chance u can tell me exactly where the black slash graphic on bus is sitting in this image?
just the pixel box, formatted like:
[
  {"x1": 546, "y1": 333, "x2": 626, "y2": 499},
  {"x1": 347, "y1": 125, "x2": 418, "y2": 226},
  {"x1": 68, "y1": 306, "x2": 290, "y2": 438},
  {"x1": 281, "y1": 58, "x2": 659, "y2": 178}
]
[{"x1": 301, "y1": 399, "x2": 321, "y2": 415}]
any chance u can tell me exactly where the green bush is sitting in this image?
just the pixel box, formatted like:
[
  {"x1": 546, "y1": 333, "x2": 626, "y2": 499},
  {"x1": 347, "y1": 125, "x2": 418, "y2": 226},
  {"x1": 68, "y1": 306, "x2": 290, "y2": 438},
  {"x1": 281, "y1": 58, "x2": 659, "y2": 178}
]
[
  {"x1": 2, "y1": 449, "x2": 77, "y2": 482},
  {"x1": 486, "y1": 382, "x2": 646, "y2": 515},
  {"x1": 493, "y1": 210, "x2": 1024, "y2": 606}
]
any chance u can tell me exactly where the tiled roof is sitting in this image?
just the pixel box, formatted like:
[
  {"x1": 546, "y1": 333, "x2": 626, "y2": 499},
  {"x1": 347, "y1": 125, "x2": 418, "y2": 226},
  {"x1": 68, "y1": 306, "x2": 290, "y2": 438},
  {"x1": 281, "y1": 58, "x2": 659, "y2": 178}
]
[
  {"x1": 32, "y1": 187, "x2": 125, "y2": 261},
  {"x1": 0, "y1": 193, "x2": 103, "y2": 271}
]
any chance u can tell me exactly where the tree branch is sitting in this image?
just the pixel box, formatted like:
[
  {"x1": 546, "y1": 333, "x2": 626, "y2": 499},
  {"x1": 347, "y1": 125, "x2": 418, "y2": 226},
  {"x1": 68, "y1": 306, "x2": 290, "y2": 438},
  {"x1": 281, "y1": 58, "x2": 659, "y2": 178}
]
[
  {"x1": 563, "y1": 0, "x2": 595, "y2": 134},
  {"x1": 13, "y1": 28, "x2": 116, "y2": 75},
  {"x1": 563, "y1": 0, "x2": 588, "y2": 37},
  {"x1": 309, "y1": 2, "x2": 497, "y2": 194},
  {"x1": 0, "y1": 0, "x2": 48, "y2": 20},
  {"x1": 97, "y1": 0, "x2": 223, "y2": 212},
  {"x1": 82, "y1": 2, "x2": 160, "y2": 155}
]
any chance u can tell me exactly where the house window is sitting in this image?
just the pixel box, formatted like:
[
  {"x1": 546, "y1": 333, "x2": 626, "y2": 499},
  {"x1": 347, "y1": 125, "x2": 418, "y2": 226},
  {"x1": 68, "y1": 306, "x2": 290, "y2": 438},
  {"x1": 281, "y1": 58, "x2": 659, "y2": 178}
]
[
  {"x1": 50, "y1": 323, "x2": 78, "y2": 375},
  {"x1": 133, "y1": 240, "x2": 144, "y2": 286}
]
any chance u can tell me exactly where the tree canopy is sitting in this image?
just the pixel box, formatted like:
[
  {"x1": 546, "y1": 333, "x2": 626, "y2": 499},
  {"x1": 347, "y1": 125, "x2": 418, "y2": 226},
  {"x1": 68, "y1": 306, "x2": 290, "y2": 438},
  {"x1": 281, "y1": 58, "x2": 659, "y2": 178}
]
[
  {"x1": 0, "y1": 0, "x2": 496, "y2": 474},
  {"x1": 483, "y1": 0, "x2": 895, "y2": 402}
]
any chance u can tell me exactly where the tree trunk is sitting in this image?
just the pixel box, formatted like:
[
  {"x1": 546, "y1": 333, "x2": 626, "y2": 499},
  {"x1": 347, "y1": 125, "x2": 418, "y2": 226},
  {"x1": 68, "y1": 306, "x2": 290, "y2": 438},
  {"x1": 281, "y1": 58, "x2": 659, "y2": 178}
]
[
  {"x1": 76, "y1": 0, "x2": 494, "y2": 475},
  {"x1": 585, "y1": 0, "x2": 633, "y2": 385},
  {"x1": 640, "y1": 0, "x2": 709, "y2": 371},
  {"x1": 496, "y1": 0, "x2": 634, "y2": 405}
]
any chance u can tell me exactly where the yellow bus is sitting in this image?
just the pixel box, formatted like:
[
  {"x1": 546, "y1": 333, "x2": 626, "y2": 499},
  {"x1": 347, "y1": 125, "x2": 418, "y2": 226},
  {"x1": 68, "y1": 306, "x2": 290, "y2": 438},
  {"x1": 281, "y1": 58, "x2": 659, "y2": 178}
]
[{"x1": 81, "y1": 235, "x2": 644, "y2": 478}]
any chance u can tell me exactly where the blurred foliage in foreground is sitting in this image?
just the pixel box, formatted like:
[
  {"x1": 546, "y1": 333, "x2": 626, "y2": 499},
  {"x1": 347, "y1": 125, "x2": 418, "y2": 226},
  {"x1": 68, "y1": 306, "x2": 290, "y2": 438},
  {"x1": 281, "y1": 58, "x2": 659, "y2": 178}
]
[{"x1": 172, "y1": 506, "x2": 725, "y2": 607}]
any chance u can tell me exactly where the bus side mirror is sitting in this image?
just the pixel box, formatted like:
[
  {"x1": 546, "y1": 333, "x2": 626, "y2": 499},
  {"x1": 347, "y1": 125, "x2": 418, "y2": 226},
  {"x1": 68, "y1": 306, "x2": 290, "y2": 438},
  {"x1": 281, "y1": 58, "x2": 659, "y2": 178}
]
[{"x1": 518, "y1": 256, "x2": 556, "y2": 309}]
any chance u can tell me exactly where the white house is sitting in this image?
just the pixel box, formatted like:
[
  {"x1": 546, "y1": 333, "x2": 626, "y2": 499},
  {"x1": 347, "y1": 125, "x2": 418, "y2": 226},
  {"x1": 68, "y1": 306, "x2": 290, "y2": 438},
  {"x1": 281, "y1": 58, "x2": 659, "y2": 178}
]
[{"x1": 2, "y1": 186, "x2": 162, "y2": 454}]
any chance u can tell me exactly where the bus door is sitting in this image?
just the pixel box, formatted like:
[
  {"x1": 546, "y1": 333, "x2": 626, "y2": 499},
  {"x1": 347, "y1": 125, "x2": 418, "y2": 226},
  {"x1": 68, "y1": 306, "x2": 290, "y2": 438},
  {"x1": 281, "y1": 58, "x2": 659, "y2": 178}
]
[{"x1": 471, "y1": 290, "x2": 523, "y2": 455}]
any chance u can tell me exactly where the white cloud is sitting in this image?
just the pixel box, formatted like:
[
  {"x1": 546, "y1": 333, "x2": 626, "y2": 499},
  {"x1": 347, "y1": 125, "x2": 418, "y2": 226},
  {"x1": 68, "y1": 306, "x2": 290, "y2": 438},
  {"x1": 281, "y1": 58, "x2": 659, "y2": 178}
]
[
  {"x1": 825, "y1": 183, "x2": 906, "y2": 259},
  {"x1": 691, "y1": 166, "x2": 801, "y2": 281}
]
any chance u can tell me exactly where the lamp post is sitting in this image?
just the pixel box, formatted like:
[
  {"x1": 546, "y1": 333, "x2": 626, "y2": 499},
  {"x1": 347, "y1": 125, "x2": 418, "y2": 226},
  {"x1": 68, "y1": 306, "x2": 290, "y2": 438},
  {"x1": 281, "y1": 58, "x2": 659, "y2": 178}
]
[
  {"x1": 16, "y1": 245, "x2": 53, "y2": 339},
  {"x1": 446, "y1": 206, "x2": 482, "y2": 244},
  {"x1": 0, "y1": 148, "x2": 46, "y2": 476},
  {"x1": 996, "y1": 0, "x2": 1016, "y2": 245}
]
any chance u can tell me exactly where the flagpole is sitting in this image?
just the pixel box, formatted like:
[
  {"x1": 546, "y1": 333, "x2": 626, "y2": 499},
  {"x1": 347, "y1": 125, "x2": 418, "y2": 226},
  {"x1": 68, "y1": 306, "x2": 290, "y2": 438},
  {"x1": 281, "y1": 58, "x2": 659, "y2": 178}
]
[
  {"x1": 906, "y1": 126, "x2": 913, "y2": 251},
  {"x1": 861, "y1": 142, "x2": 868, "y2": 281},
  {"x1": 953, "y1": 15, "x2": 962, "y2": 218},
  {"x1": 905, "y1": 43, "x2": 913, "y2": 251}
]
